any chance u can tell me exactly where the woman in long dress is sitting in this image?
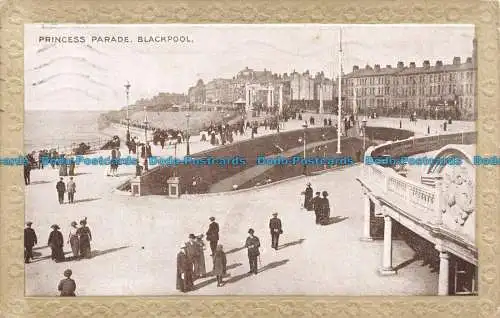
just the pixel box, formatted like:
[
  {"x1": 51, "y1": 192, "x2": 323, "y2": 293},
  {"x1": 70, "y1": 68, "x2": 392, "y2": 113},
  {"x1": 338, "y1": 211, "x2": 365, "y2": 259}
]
[
  {"x1": 48, "y1": 224, "x2": 65, "y2": 262},
  {"x1": 213, "y1": 244, "x2": 227, "y2": 287},
  {"x1": 195, "y1": 235, "x2": 207, "y2": 278},
  {"x1": 67, "y1": 221, "x2": 80, "y2": 259},
  {"x1": 77, "y1": 218, "x2": 92, "y2": 258}
]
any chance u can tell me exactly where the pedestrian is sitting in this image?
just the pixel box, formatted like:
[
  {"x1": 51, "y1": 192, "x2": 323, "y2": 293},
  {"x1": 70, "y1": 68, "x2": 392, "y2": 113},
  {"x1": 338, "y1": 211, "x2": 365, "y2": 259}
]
[
  {"x1": 269, "y1": 212, "x2": 283, "y2": 250},
  {"x1": 77, "y1": 217, "x2": 92, "y2": 258},
  {"x1": 115, "y1": 147, "x2": 121, "y2": 176},
  {"x1": 67, "y1": 177, "x2": 76, "y2": 204},
  {"x1": 24, "y1": 221, "x2": 37, "y2": 263},
  {"x1": 110, "y1": 148, "x2": 117, "y2": 176},
  {"x1": 303, "y1": 183, "x2": 313, "y2": 211},
  {"x1": 68, "y1": 157, "x2": 75, "y2": 176},
  {"x1": 23, "y1": 156, "x2": 31, "y2": 185},
  {"x1": 48, "y1": 224, "x2": 65, "y2": 262},
  {"x1": 320, "y1": 191, "x2": 331, "y2": 225},
  {"x1": 212, "y1": 244, "x2": 227, "y2": 287},
  {"x1": 67, "y1": 221, "x2": 80, "y2": 260},
  {"x1": 56, "y1": 177, "x2": 66, "y2": 204},
  {"x1": 176, "y1": 245, "x2": 193, "y2": 292},
  {"x1": 195, "y1": 234, "x2": 207, "y2": 278},
  {"x1": 58, "y1": 269, "x2": 76, "y2": 296},
  {"x1": 312, "y1": 192, "x2": 322, "y2": 224},
  {"x1": 59, "y1": 154, "x2": 68, "y2": 176},
  {"x1": 206, "y1": 217, "x2": 219, "y2": 256},
  {"x1": 185, "y1": 234, "x2": 199, "y2": 279},
  {"x1": 245, "y1": 228, "x2": 260, "y2": 275}
]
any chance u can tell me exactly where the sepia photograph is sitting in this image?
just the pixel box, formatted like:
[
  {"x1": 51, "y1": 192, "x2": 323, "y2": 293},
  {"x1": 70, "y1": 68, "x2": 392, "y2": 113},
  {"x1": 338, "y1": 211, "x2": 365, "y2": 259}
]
[{"x1": 23, "y1": 24, "x2": 477, "y2": 296}]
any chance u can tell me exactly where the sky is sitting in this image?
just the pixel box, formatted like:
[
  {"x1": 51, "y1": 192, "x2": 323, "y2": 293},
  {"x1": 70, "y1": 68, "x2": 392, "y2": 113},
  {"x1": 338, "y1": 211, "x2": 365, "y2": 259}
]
[{"x1": 24, "y1": 24, "x2": 475, "y2": 111}]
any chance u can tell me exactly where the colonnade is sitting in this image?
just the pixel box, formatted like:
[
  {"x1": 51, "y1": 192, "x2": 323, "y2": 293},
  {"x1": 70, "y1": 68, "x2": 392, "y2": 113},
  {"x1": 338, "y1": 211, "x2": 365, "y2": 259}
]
[{"x1": 360, "y1": 188, "x2": 451, "y2": 295}]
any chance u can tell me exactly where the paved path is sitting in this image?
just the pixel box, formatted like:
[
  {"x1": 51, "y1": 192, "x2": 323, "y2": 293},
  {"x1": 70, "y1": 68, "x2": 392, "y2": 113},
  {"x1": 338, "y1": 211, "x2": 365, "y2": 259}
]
[{"x1": 25, "y1": 161, "x2": 439, "y2": 296}]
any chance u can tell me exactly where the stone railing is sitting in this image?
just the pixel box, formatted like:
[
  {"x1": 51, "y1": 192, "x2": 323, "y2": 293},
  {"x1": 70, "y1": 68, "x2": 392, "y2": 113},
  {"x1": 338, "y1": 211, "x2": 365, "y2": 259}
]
[{"x1": 361, "y1": 131, "x2": 476, "y2": 239}]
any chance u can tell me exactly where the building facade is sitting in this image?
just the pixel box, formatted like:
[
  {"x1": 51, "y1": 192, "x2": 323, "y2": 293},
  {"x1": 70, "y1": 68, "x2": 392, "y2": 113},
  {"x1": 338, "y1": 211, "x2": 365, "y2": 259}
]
[
  {"x1": 341, "y1": 39, "x2": 477, "y2": 120},
  {"x1": 187, "y1": 67, "x2": 336, "y2": 110},
  {"x1": 187, "y1": 79, "x2": 206, "y2": 105}
]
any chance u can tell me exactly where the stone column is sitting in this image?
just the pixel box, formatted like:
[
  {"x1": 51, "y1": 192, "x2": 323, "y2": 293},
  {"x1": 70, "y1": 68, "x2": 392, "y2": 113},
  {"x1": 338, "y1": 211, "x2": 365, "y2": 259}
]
[
  {"x1": 379, "y1": 214, "x2": 396, "y2": 275},
  {"x1": 267, "y1": 86, "x2": 272, "y2": 108},
  {"x1": 437, "y1": 248, "x2": 450, "y2": 295},
  {"x1": 360, "y1": 192, "x2": 373, "y2": 241}
]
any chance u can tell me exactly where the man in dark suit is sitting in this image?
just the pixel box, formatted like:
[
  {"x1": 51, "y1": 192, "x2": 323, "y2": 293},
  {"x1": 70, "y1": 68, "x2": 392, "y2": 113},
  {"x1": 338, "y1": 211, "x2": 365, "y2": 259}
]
[
  {"x1": 269, "y1": 213, "x2": 283, "y2": 250},
  {"x1": 56, "y1": 178, "x2": 66, "y2": 204},
  {"x1": 206, "y1": 217, "x2": 219, "y2": 256},
  {"x1": 312, "y1": 192, "x2": 322, "y2": 224},
  {"x1": 176, "y1": 245, "x2": 193, "y2": 292},
  {"x1": 24, "y1": 221, "x2": 37, "y2": 263},
  {"x1": 245, "y1": 228, "x2": 260, "y2": 275}
]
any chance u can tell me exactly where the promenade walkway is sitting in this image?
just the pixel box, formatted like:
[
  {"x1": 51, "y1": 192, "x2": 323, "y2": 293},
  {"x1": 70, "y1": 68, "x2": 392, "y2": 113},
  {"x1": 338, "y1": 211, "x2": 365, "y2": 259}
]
[{"x1": 25, "y1": 162, "x2": 438, "y2": 296}]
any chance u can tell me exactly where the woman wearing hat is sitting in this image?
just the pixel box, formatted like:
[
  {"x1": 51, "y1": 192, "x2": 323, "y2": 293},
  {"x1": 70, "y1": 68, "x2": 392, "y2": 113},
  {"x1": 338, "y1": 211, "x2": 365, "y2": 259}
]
[
  {"x1": 303, "y1": 183, "x2": 314, "y2": 211},
  {"x1": 320, "y1": 191, "x2": 331, "y2": 225},
  {"x1": 58, "y1": 269, "x2": 76, "y2": 296},
  {"x1": 212, "y1": 244, "x2": 227, "y2": 287},
  {"x1": 67, "y1": 221, "x2": 80, "y2": 259},
  {"x1": 47, "y1": 224, "x2": 65, "y2": 262},
  {"x1": 195, "y1": 234, "x2": 207, "y2": 278},
  {"x1": 176, "y1": 245, "x2": 193, "y2": 292},
  {"x1": 77, "y1": 217, "x2": 92, "y2": 258}
]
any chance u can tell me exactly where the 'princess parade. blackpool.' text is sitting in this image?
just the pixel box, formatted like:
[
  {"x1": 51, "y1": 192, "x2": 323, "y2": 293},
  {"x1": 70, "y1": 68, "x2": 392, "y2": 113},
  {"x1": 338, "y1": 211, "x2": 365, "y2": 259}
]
[{"x1": 37, "y1": 35, "x2": 194, "y2": 44}]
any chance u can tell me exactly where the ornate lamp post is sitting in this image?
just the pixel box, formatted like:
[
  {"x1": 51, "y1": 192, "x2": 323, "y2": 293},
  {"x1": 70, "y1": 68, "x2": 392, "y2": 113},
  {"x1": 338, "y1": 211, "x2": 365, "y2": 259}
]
[
  {"x1": 185, "y1": 113, "x2": 191, "y2": 156},
  {"x1": 125, "y1": 81, "x2": 131, "y2": 142}
]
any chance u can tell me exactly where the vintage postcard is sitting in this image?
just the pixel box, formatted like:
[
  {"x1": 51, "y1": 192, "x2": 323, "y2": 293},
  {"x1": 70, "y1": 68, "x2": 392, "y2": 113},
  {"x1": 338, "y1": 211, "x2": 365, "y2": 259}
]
[{"x1": 22, "y1": 23, "x2": 479, "y2": 297}]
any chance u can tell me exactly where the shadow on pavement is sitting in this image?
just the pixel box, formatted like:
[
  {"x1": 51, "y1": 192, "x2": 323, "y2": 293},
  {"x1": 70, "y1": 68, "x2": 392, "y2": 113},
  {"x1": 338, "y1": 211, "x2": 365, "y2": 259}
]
[
  {"x1": 91, "y1": 246, "x2": 130, "y2": 258},
  {"x1": 225, "y1": 259, "x2": 289, "y2": 285},
  {"x1": 73, "y1": 197, "x2": 102, "y2": 204},
  {"x1": 30, "y1": 180, "x2": 51, "y2": 185},
  {"x1": 323, "y1": 216, "x2": 349, "y2": 226},
  {"x1": 206, "y1": 262, "x2": 243, "y2": 277},
  {"x1": 225, "y1": 246, "x2": 246, "y2": 255},
  {"x1": 277, "y1": 238, "x2": 305, "y2": 250}
]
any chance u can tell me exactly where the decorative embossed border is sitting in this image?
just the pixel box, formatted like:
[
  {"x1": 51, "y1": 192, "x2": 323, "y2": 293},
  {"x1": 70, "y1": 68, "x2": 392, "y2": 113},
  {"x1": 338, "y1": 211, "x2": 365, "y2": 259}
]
[{"x1": 0, "y1": 0, "x2": 499, "y2": 317}]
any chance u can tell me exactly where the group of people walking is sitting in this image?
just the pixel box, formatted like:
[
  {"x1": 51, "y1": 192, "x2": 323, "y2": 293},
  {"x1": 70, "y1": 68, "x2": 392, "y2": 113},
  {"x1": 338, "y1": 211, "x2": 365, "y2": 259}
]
[
  {"x1": 47, "y1": 217, "x2": 92, "y2": 262},
  {"x1": 24, "y1": 218, "x2": 93, "y2": 264},
  {"x1": 302, "y1": 183, "x2": 331, "y2": 225},
  {"x1": 176, "y1": 217, "x2": 223, "y2": 292},
  {"x1": 56, "y1": 177, "x2": 77, "y2": 204}
]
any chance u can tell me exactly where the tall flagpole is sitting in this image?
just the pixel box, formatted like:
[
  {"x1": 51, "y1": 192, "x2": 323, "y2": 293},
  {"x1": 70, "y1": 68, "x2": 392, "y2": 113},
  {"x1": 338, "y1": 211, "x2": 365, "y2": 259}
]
[{"x1": 336, "y1": 27, "x2": 343, "y2": 154}]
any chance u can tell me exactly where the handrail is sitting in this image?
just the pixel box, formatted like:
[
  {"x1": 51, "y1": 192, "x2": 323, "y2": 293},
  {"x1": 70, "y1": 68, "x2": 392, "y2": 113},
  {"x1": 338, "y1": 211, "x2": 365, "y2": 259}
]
[{"x1": 361, "y1": 130, "x2": 476, "y2": 242}]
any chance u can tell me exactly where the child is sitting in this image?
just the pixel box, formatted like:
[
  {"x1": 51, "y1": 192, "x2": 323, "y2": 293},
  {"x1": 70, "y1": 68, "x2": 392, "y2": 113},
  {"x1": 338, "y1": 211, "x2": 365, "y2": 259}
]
[
  {"x1": 212, "y1": 244, "x2": 227, "y2": 287},
  {"x1": 58, "y1": 269, "x2": 76, "y2": 296}
]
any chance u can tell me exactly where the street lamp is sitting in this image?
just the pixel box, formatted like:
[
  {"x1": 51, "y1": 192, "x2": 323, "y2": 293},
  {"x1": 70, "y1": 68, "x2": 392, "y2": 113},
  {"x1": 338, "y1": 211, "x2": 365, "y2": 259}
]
[
  {"x1": 125, "y1": 81, "x2": 131, "y2": 142},
  {"x1": 185, "y1": 113, "x2": 191, "y2": 156}
]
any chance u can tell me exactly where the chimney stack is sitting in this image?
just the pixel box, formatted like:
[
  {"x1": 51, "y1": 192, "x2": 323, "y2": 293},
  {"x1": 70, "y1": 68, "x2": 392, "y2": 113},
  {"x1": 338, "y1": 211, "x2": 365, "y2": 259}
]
[
  {"x1": 423, "y1": 60, "x2": 430, "y2": 69},
  {"x1": 374, "y1": 64, "x2": 381, "y2": 71},
  {"x1": 397, "y1": 61, "x2": 404, "y2": 69},
  {"x1": 409, "y1": 62, "x2": 416, "y2": 68},
  {"x1": 353, "y1": 65, "x2": 359, "y2": 72},
  {"x1": 386, "y1": 64, "x2": 392, "y2": 68},
  {"x1": 453, "y1": 57, "x2": 461, "y2": 65},
  {"x1": 435, "y1": 60, "x2": 443, "y2": 68},
  {"x1": 466, "y1": 57, "x2": 472, "y2": 64}
]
